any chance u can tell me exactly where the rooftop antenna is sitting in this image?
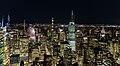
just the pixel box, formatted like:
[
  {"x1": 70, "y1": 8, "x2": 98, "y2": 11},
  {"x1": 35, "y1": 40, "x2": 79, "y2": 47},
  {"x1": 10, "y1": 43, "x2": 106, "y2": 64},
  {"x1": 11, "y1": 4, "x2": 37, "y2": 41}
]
[
  {"x1": 71, "y1": 10, "x2": 75, "y2": 22},
  {"x1": 24, "y1": 19, "x2": 25, "y2": 30},
  {"x1": 7, "y1": 13, "x2": 10, "y2": 28}
]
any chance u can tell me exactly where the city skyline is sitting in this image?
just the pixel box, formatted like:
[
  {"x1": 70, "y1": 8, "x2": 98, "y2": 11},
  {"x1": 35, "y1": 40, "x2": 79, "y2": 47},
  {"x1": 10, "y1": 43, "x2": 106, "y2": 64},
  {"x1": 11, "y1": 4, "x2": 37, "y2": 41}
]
[{"x1": 0, "y1": 0, "x2": 120, "y2": 65}]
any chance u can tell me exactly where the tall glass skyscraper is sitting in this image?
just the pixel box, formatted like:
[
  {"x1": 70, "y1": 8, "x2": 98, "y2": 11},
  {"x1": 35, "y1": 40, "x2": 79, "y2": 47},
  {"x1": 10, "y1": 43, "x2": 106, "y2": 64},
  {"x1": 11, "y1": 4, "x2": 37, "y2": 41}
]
[{"x1": 68, "y1": 11, "x2": 76, "y2": 51}]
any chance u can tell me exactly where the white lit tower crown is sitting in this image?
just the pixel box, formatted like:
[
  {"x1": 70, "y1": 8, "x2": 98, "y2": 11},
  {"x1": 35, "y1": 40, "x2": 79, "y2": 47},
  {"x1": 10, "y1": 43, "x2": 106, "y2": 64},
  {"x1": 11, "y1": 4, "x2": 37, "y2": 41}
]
[{"x1": 68, "y1": 10, "x2": 76, "y2": 51}]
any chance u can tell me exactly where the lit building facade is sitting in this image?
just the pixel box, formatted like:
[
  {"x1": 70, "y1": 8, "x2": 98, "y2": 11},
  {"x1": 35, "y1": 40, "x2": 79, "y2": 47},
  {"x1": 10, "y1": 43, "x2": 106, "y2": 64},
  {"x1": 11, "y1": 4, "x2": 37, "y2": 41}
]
[
  {"x1": 0, "y1": 27, "x2": 10, "y2": 66},
  {"x1": 0, "y1": 17, "x2": 10, "y2": 66},
  {"x1": 27, "y1": 24, "x2": 36, "y2": 42},
  {"x1": 0, "y1": 28, "x2": 5, "y2": 66},
  {"x1": 3, "y1": 29, "x2": 10, "y2": 66}
]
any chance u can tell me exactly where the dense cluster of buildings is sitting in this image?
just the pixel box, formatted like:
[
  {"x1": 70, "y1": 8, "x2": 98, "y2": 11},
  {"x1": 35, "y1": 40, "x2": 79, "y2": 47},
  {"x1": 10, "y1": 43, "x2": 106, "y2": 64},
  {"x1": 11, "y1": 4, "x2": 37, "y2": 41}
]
[{"x1": 0, "y1": 12, "x2": 120, "y2": 66}]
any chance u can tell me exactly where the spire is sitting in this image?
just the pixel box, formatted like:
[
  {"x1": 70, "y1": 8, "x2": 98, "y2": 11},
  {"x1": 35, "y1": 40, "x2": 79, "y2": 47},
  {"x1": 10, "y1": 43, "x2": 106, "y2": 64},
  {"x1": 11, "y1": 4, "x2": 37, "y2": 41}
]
[
  {"x1": 7, "y1": 13, "x2": 10, "y2": 27},
  {"x1": 24, "y1": 19, "x2": 25, "y2": 30},
  {"x1": 2, "y1": 17, "x2": 4, "y2": 28},
  {"x1": 71, "y1": 10, "x2": 75, "y2": 22}
]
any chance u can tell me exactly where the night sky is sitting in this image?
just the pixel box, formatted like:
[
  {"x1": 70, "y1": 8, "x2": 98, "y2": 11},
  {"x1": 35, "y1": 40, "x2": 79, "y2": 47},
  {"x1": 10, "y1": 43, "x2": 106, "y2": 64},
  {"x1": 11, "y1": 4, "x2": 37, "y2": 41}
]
[{"x1": 0, "y1": 0, "x2": 120, "y2": 24}]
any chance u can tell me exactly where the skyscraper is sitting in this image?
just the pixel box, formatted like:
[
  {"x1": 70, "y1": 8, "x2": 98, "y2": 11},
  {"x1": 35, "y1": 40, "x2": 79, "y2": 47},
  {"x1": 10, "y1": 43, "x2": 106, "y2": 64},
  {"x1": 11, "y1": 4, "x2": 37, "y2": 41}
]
[{"x1": 68, "y1": 10, "x2": 76, "y2": 51}]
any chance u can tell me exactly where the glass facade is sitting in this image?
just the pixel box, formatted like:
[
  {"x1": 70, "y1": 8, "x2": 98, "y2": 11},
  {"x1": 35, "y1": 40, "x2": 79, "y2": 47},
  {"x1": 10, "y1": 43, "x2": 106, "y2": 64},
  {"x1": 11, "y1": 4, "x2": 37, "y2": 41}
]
[
  {"x1": 68, "y1": 33, "x2": 75, "y2": 40},
  {"x1": 68, "y1": 22, "x2": 76, "y2": 51},
  {"x1": 68, "y1": 22, "x2": 75, "y2": 32},
  {"x1": 68, "y1": 41, "x2": 76, "y2": 51}
]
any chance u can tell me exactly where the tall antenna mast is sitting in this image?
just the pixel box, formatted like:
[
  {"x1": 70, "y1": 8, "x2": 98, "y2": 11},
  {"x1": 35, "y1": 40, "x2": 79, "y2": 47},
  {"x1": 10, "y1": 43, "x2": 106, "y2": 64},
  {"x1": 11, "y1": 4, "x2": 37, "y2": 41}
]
[
  {"x1": 71, "y1": 10, "x2": 75, "y2": 22},
  {"x1": 24, "y1": 19, "x2": 25, "y2": 30}
]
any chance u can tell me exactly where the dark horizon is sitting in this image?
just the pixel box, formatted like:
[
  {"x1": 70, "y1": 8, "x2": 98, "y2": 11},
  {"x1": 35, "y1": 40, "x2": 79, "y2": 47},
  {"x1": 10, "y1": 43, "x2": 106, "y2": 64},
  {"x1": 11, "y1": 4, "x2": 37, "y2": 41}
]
[{"x1": 0, "y1": 0, "x2": 120, "y2": 24}]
